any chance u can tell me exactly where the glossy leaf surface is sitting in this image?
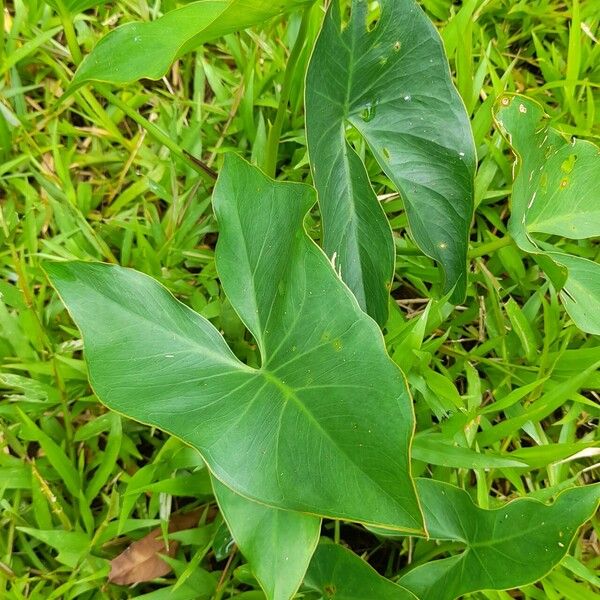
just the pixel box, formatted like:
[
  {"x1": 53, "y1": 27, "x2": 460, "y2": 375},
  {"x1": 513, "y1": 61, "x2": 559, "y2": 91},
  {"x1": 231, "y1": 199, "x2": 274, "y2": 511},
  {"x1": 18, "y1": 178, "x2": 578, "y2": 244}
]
[
  {"x1": 304, "y1": 541, "x2": 417, "y2": 599},
  {"x1": 45, "y1": 155, "x2": 423, "y2": 533},
  {"x1": 399, "y1": 479, "x2": 600, "y2": 600},
  {"x1": 306, "y1": 0, "x2": 475, "y2": 319},
  {"x1": 494, "y1": 94, "x2": 600, "y2": 334},
  {"x1": 72, "y1": 0, "x2": 313, "y2": 88},
  {"x1": 213, "y1": 478, "x2": 320, "y2": 600}
]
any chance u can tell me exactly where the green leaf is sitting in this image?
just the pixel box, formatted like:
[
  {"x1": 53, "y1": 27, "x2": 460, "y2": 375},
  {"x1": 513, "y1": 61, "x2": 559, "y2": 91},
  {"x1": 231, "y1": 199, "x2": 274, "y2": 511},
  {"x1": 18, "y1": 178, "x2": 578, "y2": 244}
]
[
  {"x1": 399, "y1": 479, "x2": 600, "y2": 600},
  {"x1": 133, "y1": 567, "x2": 217, "y2": 600},
  {"x1": 494, "y1": 93, "x2": 600, "y2": 334},
  {"x1": 412, "y1": 434, "x2": 528, "y2": 469},
  {"x1": 304, "y1": 541, "x2": 418, "y2": 599},
  {"x1": 548, "y1": 253, "x2": 600, "y2": 335},
  {"x1": 306, "y1": 0, "x2": 475, "y2": 319},
  {"x1": 509, "y1": 441, "x2": 599, "y2": 469},
  {"x1": 17, "y1": 528, "x2": 91, "y2": 569},
  {"x1": 84, "y1": 412, "x2": 121, "y2": 502},
  {"x1": 129, "y1": 470, "x2": 213, "y2": 497},
  {"x1": 17, "y1": 408, "x2": 81, "y2": 499},
  {"x1": 71, "y1": 0, "x2": 314, "y2": 88},
  {"x1": 44, "y1": 154, "x2": 423, "y2": 533},
  {"x1": 494, "y1": 94, "x2": 600, "y2": 247},
  {"x1": 476, "y1": 360, "x2": 600, "y2": 447},
  {"x1": 531, "y1": 253, "x2": 568, "y2": 292},
  {"x1": 46, "y1": 1, "x2": 107, "y2": 13},
  {"x1": 213, "y1": 478, "x2": 320, "y2": 600}
]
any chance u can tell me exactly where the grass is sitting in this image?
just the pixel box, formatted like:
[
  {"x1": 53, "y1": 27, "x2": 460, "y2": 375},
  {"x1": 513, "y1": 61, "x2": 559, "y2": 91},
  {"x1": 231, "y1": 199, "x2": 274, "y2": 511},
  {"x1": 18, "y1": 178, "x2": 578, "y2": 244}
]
[{"x1": 1, "y1": 0, "x2": 599, "y2": 598}]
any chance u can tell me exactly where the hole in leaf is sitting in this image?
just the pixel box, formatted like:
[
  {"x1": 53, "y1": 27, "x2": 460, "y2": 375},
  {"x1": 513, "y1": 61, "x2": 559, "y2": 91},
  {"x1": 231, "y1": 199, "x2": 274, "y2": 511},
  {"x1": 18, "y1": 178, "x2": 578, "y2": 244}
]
[
  {"x1": 360, "y1": 101, "x2": 377, "y2": 122},
  {"x1": 365, "y1": 1, "x2": 381, "y2": 32},
  {"x1": 339, "y1": 0, "x2": 352, "y2": 31},
  {"x1": 560, "y1": 154, "x2": 576, "y2": 174}
]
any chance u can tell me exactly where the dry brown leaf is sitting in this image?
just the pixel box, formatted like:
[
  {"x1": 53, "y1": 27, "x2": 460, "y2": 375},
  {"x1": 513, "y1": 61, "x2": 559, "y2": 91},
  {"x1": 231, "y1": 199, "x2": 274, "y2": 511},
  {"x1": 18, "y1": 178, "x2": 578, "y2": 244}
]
[{"x1": 109, "y1": 509, "x2": 201, "y2": 585}]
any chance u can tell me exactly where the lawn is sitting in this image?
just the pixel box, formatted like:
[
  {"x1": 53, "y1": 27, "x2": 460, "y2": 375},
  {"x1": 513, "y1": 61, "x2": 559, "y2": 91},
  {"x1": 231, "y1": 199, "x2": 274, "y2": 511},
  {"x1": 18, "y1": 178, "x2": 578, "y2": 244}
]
[{"x1": 0, "y1": 1, "x2": 599, "y2": 599}]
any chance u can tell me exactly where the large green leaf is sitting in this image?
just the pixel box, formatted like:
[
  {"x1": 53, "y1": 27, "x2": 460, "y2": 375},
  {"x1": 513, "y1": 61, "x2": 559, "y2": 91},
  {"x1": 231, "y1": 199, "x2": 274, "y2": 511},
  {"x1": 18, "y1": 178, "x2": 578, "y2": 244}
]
[
  {"x1": 71, "y1": 0, "x2": 314, "y2": 88},
  {"x1": 304, "y1": 541, "x2": 417, "y2": 599},
  {"x1": 306, "y1": 0, "x2": 475, "y2": 321},
  {"x1": 213, "y1": 478, "x2": 320, "y2": 600},
  {"x1": 398, "y1": 479, "x2": 600, "y2": 600},
  {"x1": 494, "y1": 94, "x2": 600, "y2": 334},
  {"x1": 45, "y1": 154, "x2": 423, "y2": 533}
]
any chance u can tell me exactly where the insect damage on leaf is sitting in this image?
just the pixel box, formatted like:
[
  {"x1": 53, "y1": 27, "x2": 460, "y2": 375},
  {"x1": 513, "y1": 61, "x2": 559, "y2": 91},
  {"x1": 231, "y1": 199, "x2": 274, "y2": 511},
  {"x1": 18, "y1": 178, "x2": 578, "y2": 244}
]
[{"x1": 494, "y1": 93, "x2": 600, "y2": 334}]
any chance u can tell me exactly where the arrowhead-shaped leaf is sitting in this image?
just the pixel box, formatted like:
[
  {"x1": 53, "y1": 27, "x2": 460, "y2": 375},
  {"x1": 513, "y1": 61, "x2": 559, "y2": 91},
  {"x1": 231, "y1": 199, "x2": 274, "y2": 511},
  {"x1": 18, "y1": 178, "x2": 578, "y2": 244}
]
[
  {"x1": 213, "y1": 478, "x2": 320, "y2": 600},
  {"x1": 304, "y1": 541, "x2": 418, "y2": 599},
  {"x1": 44, "y1": 155, "x2": 423, "y2": 532},
  {"x1": 398, "y1": 479, "x2": 600, "y2": 600},
  {"x1": 306, "y1": 0, "x2": 475, "y2": 320},
  {"x1": 494, "y1": 94, "x2": 600, "y2": 334},
  {"x1": 71, "y1": 0, "x2": 314, "y2": 88}
]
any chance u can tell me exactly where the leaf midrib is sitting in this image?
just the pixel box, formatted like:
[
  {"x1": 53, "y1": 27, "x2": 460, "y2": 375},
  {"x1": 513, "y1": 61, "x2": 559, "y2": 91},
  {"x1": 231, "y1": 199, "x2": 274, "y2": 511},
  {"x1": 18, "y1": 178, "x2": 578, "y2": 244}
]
[{"x1": 260, "y1": 369, "x2": 419, "y2": 527}]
